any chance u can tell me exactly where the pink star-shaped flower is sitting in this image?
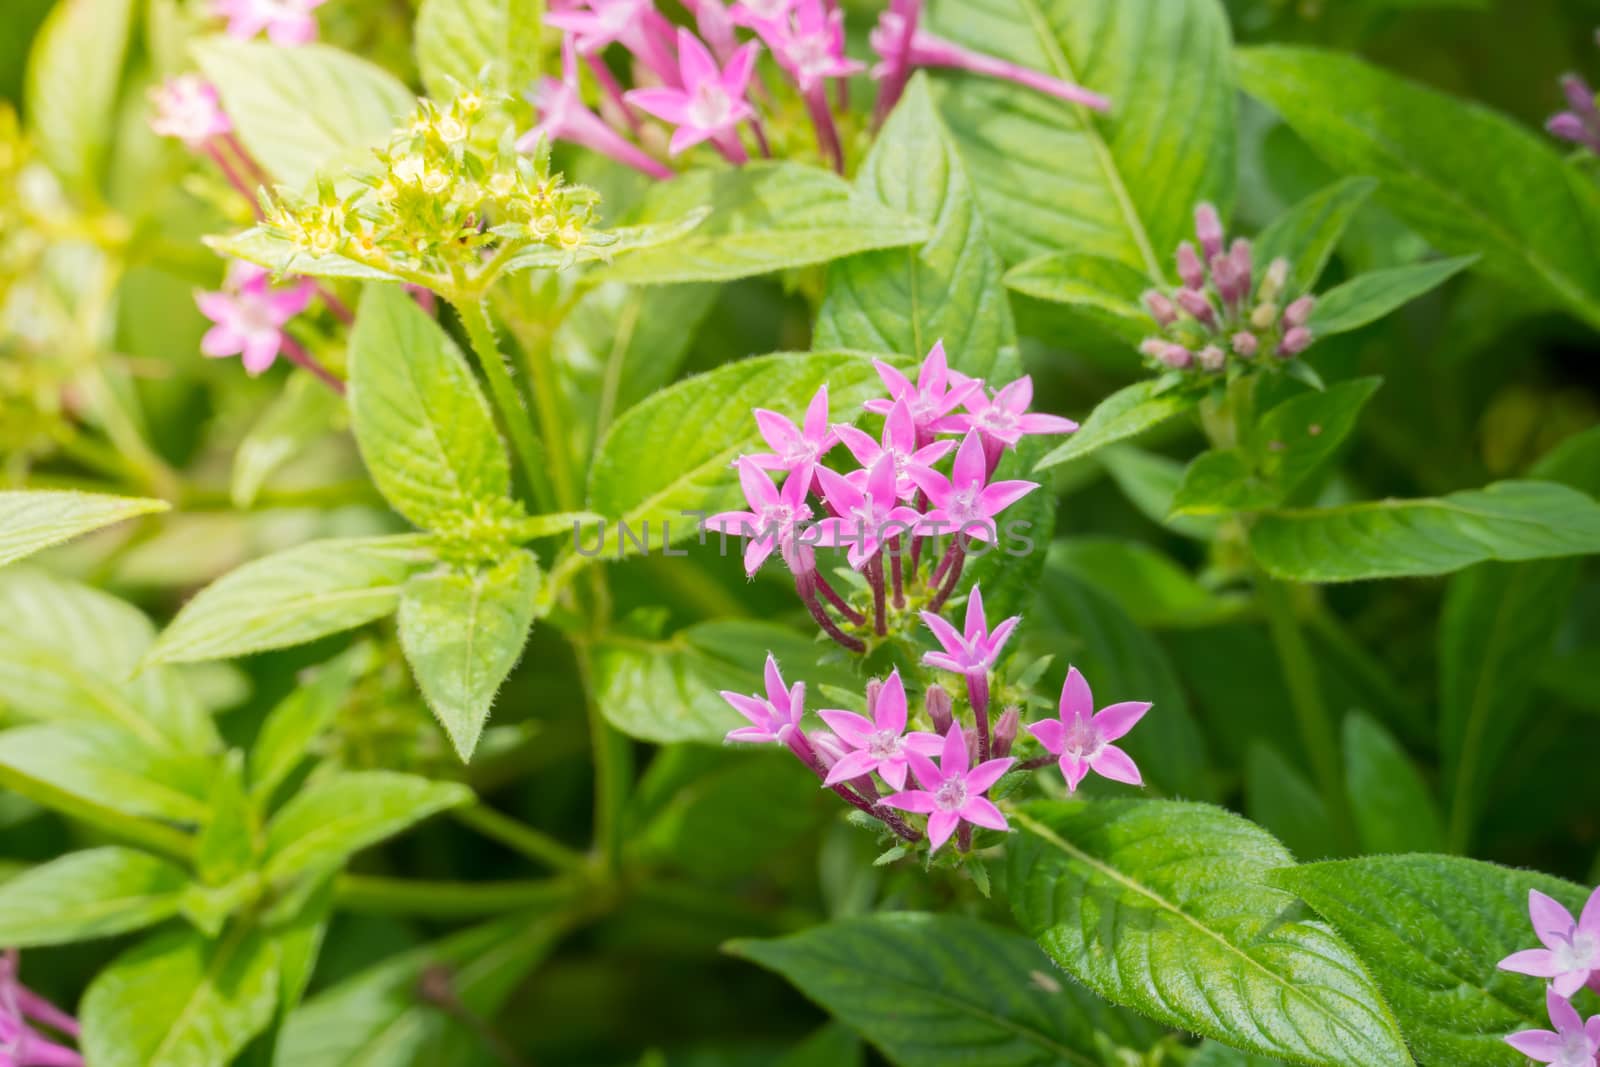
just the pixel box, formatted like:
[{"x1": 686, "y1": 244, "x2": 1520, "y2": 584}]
[
  {"x1": 705, "y1": 458, "x2": 814, "y2": 576},
  {"x1": 625, "y1": 30, "x2": 759, "y2": 158},
  {"x1": 814, "y1": 453, "x2": 923, "y2": 570},
  {"x1": 148, "y1": 76, "x2": 232, "y2": 148},
  {"x1": 194, "y1": 261, "x2": 314, "y2": 375},
  {"x1": 751, "y1": 0, "x2": 863, "y2": 94},
  {"x1": 518, "y1": 38, "x2": 673, "y2": 180},
  {"x1": 746, "y1": 385, "x2": 837, "y2": 479},
  {"x1": 945, "y1": 375, "x2": 1078, "y2": 448},
  {"x1": 1, "y1": 949, "x2": 82, "y2": 1067},
  {"x1": 863, "y1": 340, "x2": 983, "y2": 444},
  {"x1": 818, "y1": 668, "x2": 942, "y2": 790},
  {"x1": 1506, "y1": 987, "x2": 1600, "y2": 1067},
  {"x1": 881, "y1": 722, "x2": 1014, "y2": 853},
  {"x1": 546, "y1": 0, "x2": 679, "y2": 80},
  {"x1": 212, "y1": 0, "x2": 326, "y2": 45},
  {"x1": 1026, "y1": 667, "x2": 1149, "y2": 792},
  {"x1": 920, "y1": 584, "x2": 1019, "y2": 683},
  {"x1": 720, "y1": 654, "x2": 805, "y2": 745},
  {"x1": 835, "y1": 397, "x2": 954, "y2": 502},
  {"x1": 910, "y1": 429, "x2": 1037, "y2": 543},
  {"x1": 1501, "y1": 887, "x2": 1600, "y2": 998}
]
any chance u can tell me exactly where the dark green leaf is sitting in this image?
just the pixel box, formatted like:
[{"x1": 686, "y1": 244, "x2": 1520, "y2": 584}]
[
  {"x1": 1253, "y1": 177, "x2": 1378, "y2": 297},
  {"x1": 1035, "y1": 380, "x2": 1198, "y2": 472},
  {"x1": 1343, "y1": 714, "x2": 1443, "y2": 855},
  {"x1": 1309, "y1": 257, "x2": 1476, "y2": 336}
]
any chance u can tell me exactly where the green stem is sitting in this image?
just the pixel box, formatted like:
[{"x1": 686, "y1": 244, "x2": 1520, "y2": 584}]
[
  {"x1": 452, "y1": 803, "x2": 588, "y2": 874},
  {"x1": 333, "y1": 874, "x2": 581, "y2": 917},
  {"x1": 450, "y1": 295, "x2": 557, "y2": 512},
  {"x1": 517, "y1": 318, "x2": 580, "y2": 510},
  {"x1": 574, "y1": 642, "x2": 629, "y2": 873}
]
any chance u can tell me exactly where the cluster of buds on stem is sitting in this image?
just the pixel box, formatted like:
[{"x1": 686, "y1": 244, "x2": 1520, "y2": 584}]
[
  {"x1": 1499, "y1": 884, "x2": 1600, "y2": 1064},
  {"x1": 1, "y1": 948, "x2": 82, "y2": 1067},
  {"x1": 528, "y1": 0, "x2": 1108, "y2": 177},
  {"x1": 1548, "y1": 35, "x2": 1600, "y2": 157},
  {"x1": 1139, "y1": 203, "x2": 1316, "y2": 376}
]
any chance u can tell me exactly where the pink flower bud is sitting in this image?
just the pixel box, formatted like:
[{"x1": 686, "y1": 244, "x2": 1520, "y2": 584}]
[
  {"x1": 926, "y1": 684, "x2": 954, "y2": 734},
  {"x1": 1284, "y1": 295, "x2": 1315, "y2": 329},
  {"x1": 1259, "y1": 257, "x2": 1289, "y2": 303},
  {"x1": 1197, "y1": 344, "x2": 1226, "y2": 372},
  {"x1": 1548, "y1": 112, "x2": 1600, "y2": 152},
  {"x1": 1155, "y1": 342, "x2": 1193, "y2": 369},
  {"x1": 1278, "y1": 326, "x2": 1313, "y2": 357},
  {"x1": 993, "y1": 707, "x2": 1020, "y2": 757},
  {"x1": 1143, "y1": 289, "x2": 1178, "y2": 327},
  {"x1": 1210, "y1": 254, "x2": 1241, "y2": 308},
  {"x1": 1229, "y1": 238, "x2": 1253, "y2": 293},
  {"x1": 1175, "y1": 287, "x2": 1217, "y2": 327},
  {"x1": 1176, "y1": 242, "x2": 1206, "y2": 290},
  {"x1": 1231, "y1": 331, "x2": 1259, "y2": 358},
  {"x1": 1194, "y1": 202, "x2": 1224, "y2": 261},
  {"x1": 865, "y1": 677, "x2": 883, "y2": 720},
  {"x1": 1563, "y1": 74, "x2": 1598, "y2": 116}
]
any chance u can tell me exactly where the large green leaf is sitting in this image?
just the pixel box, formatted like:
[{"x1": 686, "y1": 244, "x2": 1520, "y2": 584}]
[
  {"x1": 194, "y1": 39, "x2": 415, "y2": 189},
  {"x1": 0, "y1": 723, "x2": 214, "y2": 824},
  {"x1": 814, "y1": 74, "x2": 1017, "y2": 381},
  {"x1": 414, "y1": 0, "x2": 541, "y2": 100},
  {"x1": 1035, "y1": 380, "x2": 1198, "y2": 472},
  {"x1": 1249, "y1": 481, "x2": 1600, "y2": 582},
  {"x1": 729, "y1": 912, "x2": 1158, "y2": 1067},
  {"x1": 0, "y1": 490, "x2": 167, "y2": 569},
  {"x1": 1009, "y1": 800, "x2": 1412, "y2": 1066},
  {"x1": 593, "y1": 163, "x2": 929, "y2": 284},
  {"x1": 1002, "y1": 253, "x2": 1153, "y2": 345},
  {"x1": 249, "y1": 646, "x2": 366, "y2": 806},
  {"x1": 587, "y1": 351, "x2": 878, "y2": 556},
  {"x1": 593, "y1": 620, "x2": 858, "y2": 744},
  {"x1": 262, "y1": 771, "x2": 472, "y2": 883},
  {"x1": 82, "y1": 926, "x2": 282, "y2": 1067},
  {"x1": 149, "y1": 536, "x2": 431, "y2": 664},
  {"x1": 23, "y1": 0, "x2": 134, "y2": 192},
  {"x1": 0, "y1": 847, "x2": 189, "y2": 947},
  {"x1": 935, "y1": 0, "x2": 1235, "y2": 271},
  {"x1": 1236, "y1": 47, "x2": 1600, "y2": 329},
  {"x1": 1269, "y1": 855, "x2": 1590, "y2": 1067},
  {"x1": 1050, "y1": 538, "x2": 1247, "y2": 628},
  {"x1": 349, "y1": 285, "x2": 511, "y2": 531},
  {"x1": 1342, "y1": 714, "x2": 1443, "y2": 855},
  {"x1": 398, "y1": 552, "x2": 541, "y2": 761},
  {"x1": 1252, "y1": 177, "x2": 1378, "y2": 298},
  {"x1": 1309, "y1": 257, "x2": 1475, "y2": 337}
]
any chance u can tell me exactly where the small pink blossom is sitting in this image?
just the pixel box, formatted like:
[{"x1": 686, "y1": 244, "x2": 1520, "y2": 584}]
[
  {"x1": 746, "y1": 385, "x2": 837, "y2": 479},
  {"x1": 881, "y1": 722, "x2": 1014, "y2": 853},
  {"x1": 547, "y1": 0, "x2": 680, "y2": 81},
  {"x1": 626, "y1": 30, "x2": 759, "y2": 159},
  {"x1": 147, "y1": 76, "x2": 232, "y2": 148},
  {"x1": 818, "y1": 669, "x2": 941, "y2": 790},
  {"x1": 863, "y1": 340, "x2": 983, "y2": 444},
  {"x1": 910, "y1": 429, "x2": 1037, "y2": 543},
  {"x1": 720, "y1": 654, "x2": 805, "y2": 744},
  {"x1": 706, "y1": 459, "x2": 815, "y2": 576},
  {"x1": 835, "y1": 397, "x2": 954, "y2": 502},
  {"x1": 1026, "y1": 667, "x2": 1149, "y2": 792},
  {"x1": 1506, "y1": 987, "x2": 1600, "y2": 1067},
  {"x1": 1, "y1": 950, "x2": 82, "y2": 1067},
  {"x1": 814, "y1": 453, "x2": 922, "y2": 570},
  {"x1": 753, "y1": 0, "x2": 863, "y2": 94},
  {"x1": 194, "y1": 261, "x2": 314, "y2": 375},
  {"x1": 920, "y1": 584, "x2": 1019, "y2": 682},
  {"x1": 1500, "y1": 887, "x2": 1600, "y2": 998},
  {"x1": 520, "y1": 39, "x2": 673, "y2": 180},
  {"x1": 942, "y1": 376, "x2": 1076, "y2": 472},
  {"x1": 212, "y1": 0, "x2": 326, "y2": 45}
]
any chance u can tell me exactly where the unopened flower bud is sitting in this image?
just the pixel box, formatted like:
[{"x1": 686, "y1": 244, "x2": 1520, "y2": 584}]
[
  {"x1": 1194, "y1": 202, "x2": 1224, "y2": 261},
  {"x1": 1197, "y1": 344, "x2": 1226, "y2": 372},
  {"x1": 993, "y1": 707, "x2": 1020, "y2": 757},
  {"x1": 1278, "y1": 326, "x2": 1313, "y2": 357},
  {"x1": 1231, "y1": 331, "x2": 1259, "y2": 358},
  {"x1": 421, "y1": 168, "x2": 449, "y2": 195},
  {"x1": 1175, "y1": 287, "x2": 1217, "y2": 326},
  {"x1": 865, "y1": 678, "x2": 883, "y2": 720},
  {"x1": 1251, "y1": 302, "x2": 1279, "y2": 330},
  {"x1": 926, "y1": 685, "x2": 954, "y2": 734},
  {"x1": 1156, "y1": 342, "x2": 1193, "y2": 369},
  {"x1": 1210, "y1": 254, "x2": 1241, "y2": 307},
  {"x1": 1284, "y1": 295, "x2": 1315, "y2": 329},
  {"x1": 1143, "y1": 289, "x2": 1178, "y2": 327},
  {"x1": 437, "y1": 116, "x2": 467, "y2": 144},
  {"x1": 1259, "y1": 257, "x2": 1290, "y2": 303},
  {"x1": 1563, "y1": 74, "x2": 1598, "y2": 116},
  {"x1": 1176, "y1": 242, "x2": 1206, "y2": 290},
  {"x1": 1229, "y1": 238, "x2": 1253, "y2": 292}
]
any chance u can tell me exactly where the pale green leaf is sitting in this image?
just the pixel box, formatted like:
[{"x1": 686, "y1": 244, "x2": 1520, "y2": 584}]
[
  {"x1": 262, "y1": 771, "x2": 472, "y2": 883},
  {"x1": 415, "y1": 0, "x2": 541, "y2": 99},
  {"x1": 196, "y1": 753, "x2": 257, "y2": 887},
  {"x1": 0, "y1": 847, "x2": 189, "y2": 948},
  {"x1": 1309, "y1": 257, "x2": 1476, "y2": 336},
  {"x1": 23, "y1": 0, "x2": 135, "y2": 191},
  {"x1": 1035, "y1": 380, "x2": 1198, "y2": 471},
  {"x1": 1002, "y1": 253, "x2": 1153, "y2": 345},
  {"x1": 0, "y1": 723, "x2": 214, "y2": 824},
  {"x1": 249, "y1": 645, "x2": 367, "y2": 806},
  {"x1": 206, "y1": 227, "x2": 399, "y2": 283},
  {"x1": 1101, "y1": 446, "x2": 1219, "y2": 541},
  {"x1": 0, "y1": 490, "x2": 167, "y2": 569}
]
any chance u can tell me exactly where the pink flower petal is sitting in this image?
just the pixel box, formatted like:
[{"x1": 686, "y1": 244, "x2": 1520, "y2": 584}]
[
  {"x1": 995, "y1": 375, "x2": 1033, "y2": 413},
  {"x1": 1504, "y1": 1030, "x2": 1564, "y2": 1061},
  {"x1": 985, "y1": 616, "x2": 1020, "y2": 661},
  {"x1": 677, "y1": 27, "x2": 720, "y2": 87},
  {"x1": 876, "y1": 668, "x2": 908, "y2": 733},
  {"x1": 865, "y1": 452, "x2": 897, "y2": 508},
  {"x1": 1059, "y1": 752, "x2": 1089, "y2": 792},
  {"x1": 668, "y1": 124, "x2": 715, "y2": 156},
  {"x1": 1059, "y1": 666, "x2": 1094, "y2": 722},
  {"x1": 725, "y1": 725, "x2": 773, "y2": 743},
  {"x1": 200, "y1": 324, "x2": 243, "y2": 358},
  {"x1": 1548, "y1": 986, "x2": 1584, "y2": 1033},
  {"x1": 874, "y1": 359, "x2": 912, "y2": 399},
  {"x1": 1018, "y1": 412, "x2": 1078, "y2": 435},
  {"x1": 738, "y1": 459, "x2": 781, "y2": 512},
  {"x1": 951, "y1": 430, "x2": 986, "y2": 490},
  {"x1": 964, "y1": 584, "x2": 988, "y2": 642},
  {"x1": 1499, "y1": 948, "x2": 1562, "y2": 978},
  {"x1": 1026, "y1": 718, "x2": 1065, "y2": 754},
  {"x1": 824, "y1": 749, "x2": 880, "y2": 785},
  {"x1": 1579, "y1": 885, "x2": 1600, "y2": 937},
  {"x1": 960, "y1": 795, "x2": 1008, "y2": 832},
  {"x1": 905, "y1": 750, "x2": 942, "y2": 791},
  {"x1": 754, "y1": 409, "x2": 803, "y2": 456},
  {"x1": 903, "y1": 731, "x2": 944, "y2": 756},
  {"x1": 879, "y1": 757, "x2": 908, "y2": 791},
  {"x1": 1089, "y1": 744, "x2": 1142, "y2": 787},
  {"x1": 816, "y1": 465, "x2": 864, "y2": 515},
  {"x1": 818, "y1": 709, "x2": 875, "y2": 747},
  {"x1": 1093, "y1": 701, "x2": 1152, "y2": 743},
  {"x1": 880, "y1": 789, "x2": 935, "y2": 814},
  {"x1": 803, "y1": 384, "x2": 830, "y2": 442},
  {"x1": 921, "y1": 611, "x2": 966, "y2": 659},
  {"x1": 1553, "y1": 970, "x2": 1590, "y2": 999},
  {"x1": 240, "y1": 332, "x2": 281, "y2": 374},
  {"x1": 964, "y1": 757, "x2": 1015, "y2": 795},
  {"x1": 625, "y1": 87, "x2": 692, "y2": 124},
  {"x1": 978, "y1": 479, "x2": 1039, "y2": 514},
  {"x1": 939, "y1": 722, "x2": 968, "y2": 776},
  {"x1": 1531, "y1": 890, "x2": 1577, "y2": 946},
  {"x1": 926, "y1": 809, "x2": 959, "y2": 852}
]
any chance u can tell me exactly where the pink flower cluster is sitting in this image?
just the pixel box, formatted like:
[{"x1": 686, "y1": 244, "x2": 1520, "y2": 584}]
[
  {"x1": 212, "y1": 0, "x2": 327, "y2": 45},
  {"x1": 707, "y1": 341, "x2": 1073, "y2": 653},
  {"x1": 1, "y1": 950, "x2": 81, "y2": 1067},
  {"x1": 1501, "y1": 886, "x2": 1600, "y2": 1065},
  {"x1": 1139, "y1": 203, "x2": 1315, "y2": 375},
  {"x1": 524, "y1": 0, "x2": 1107, "y2": 176}
]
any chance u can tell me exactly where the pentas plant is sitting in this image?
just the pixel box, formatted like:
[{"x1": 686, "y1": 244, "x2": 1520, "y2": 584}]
[
  {"x1": 1549, "y1": 32, "x2": 1600, "y2": 157},
  {"x1": 1500, "y1": 886, "x2": 1600, "y2": 1065},
  {"x1": 0, "y1": 951, "x2": 80, "y2": 1067}
]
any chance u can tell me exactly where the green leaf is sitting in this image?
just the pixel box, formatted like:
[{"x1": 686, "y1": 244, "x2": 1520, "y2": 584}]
[
  {"x1": 1101, "y1": 446, "x2": 1220, "y2": 542},
  {"x1": 414, "y1": 0, "x2": 541, "y2": 99},
  {"x1": 593, "y1": 163, "x2": 929, "y2": 284},
  {"x1": 231, "y1": 374, "x2": 342, "y2": 508},
  {"x1": 1050, "y1": 538, "x2": 1247, "y2": 628},
  {"x1": 1268, "y1": 855, "x2": 1590, "y2": 1067},
  {"x1": 398, "y1": 551, "x2": 541, "y2": 761},
  {"x1": 0, "y1": 723, "x2": 214, "y2": 824},
  {"x1": 1253, "y1": 177, "x2": 1379, "y2": 297},
  {"x1": 23, "y1": 0, "x2": 134, "y2": 191},
  {"x1": 935, "y1": 0, "x2": 1235, "y2": 271},
  {"x1": 1245, "y1": 743, "x2": 1339, "y2": 862},
  {"x1": 0, "y1": 847, "x2": 189, "y2": 948},
  {"x1": 1309, "y1": 257, "x2": 1476, "y2": 336},
  {"x1": 1009, "y1": 800, "x2": 1413, "y2": 1066},
  {"x1": 1342, "y1": 714, "x2": 1443, "y2": 855},
  {"x1": 206, "y1": 227, "x2": 398, "y2": 282},
  {"x1": 1172, "y1": 378, "x2": 1381, "y2": 515},
  {"x1": 193, "y1": 39, "x2": 415, "y2": 190},
  {"x1": 275, "y1": 909, "x2": 576, "y2": 1067},
  {"x1": 82, "y1": 926, "x2": 282, "y2": 1067},
  {"x1": 1236, "y1": 47, "x2": 1600, "y2": 328},
  {"x1": 262, "y1": 771, "x2": 472, "y2": 883},
  {"x1": 594, "y1": 620, "x2": 859, "y2": 744},
  {"x1": 149, "y1": 536, "x2": 430, "y2": 664},
  {"x1": 587, "y1": 351, "x2": 878, "y2": 556},
  {"x1": 1249, "y1": 480, "x2": 1600, "y2": 582},
  {"x1": 349, "y1": 284, "x2": 511, "y2": 530},
  {"x1": 1002, "y1": 253, "x2": 1154, "y2": 345},
  {"x1": 197, "y1": 753, "x2": 258, "y2": 887},
  {"x1": 0, "y1": 490, "x2": 168, "y2": 569},
  {"x1": 1035, "y1": 380, "x2": 1198, "y2": 472},
  {"x1": 814, "y1": 74, "x2": 1018, "y2": 381},
  {"x1": 728, "y1": 912, "x2": 1158, "y2": 1067},
  {"x1": 249, "y1": 645, "x2": 367, "y2": 807}
]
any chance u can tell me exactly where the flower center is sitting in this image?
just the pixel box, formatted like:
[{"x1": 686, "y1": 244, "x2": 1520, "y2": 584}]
[
  {"x1": 235, "y1": 297, "x2": 280, "y2": 337},
  {"x1": 977, "y1": 406, "x2": 1017, "y2": 435},
  {"x1": 1556, "y1": 1031, "x2": 1596, "y2": 1067},
  {"x1": 1062, "y1": 719, "x2": 1103, "y2": 761},
  {"x1": 1556, "y1": 932, "x2": 1600, "y2": 972},
  {"x1": 933, "y1": 776, "x2": 967, "y2": 812},
  {"x1": 688, "y1": 83, "x2": 733, "y2": 130},
  {"x1": 866, "y1": 730, "x2": 901, "y2": 760}
]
